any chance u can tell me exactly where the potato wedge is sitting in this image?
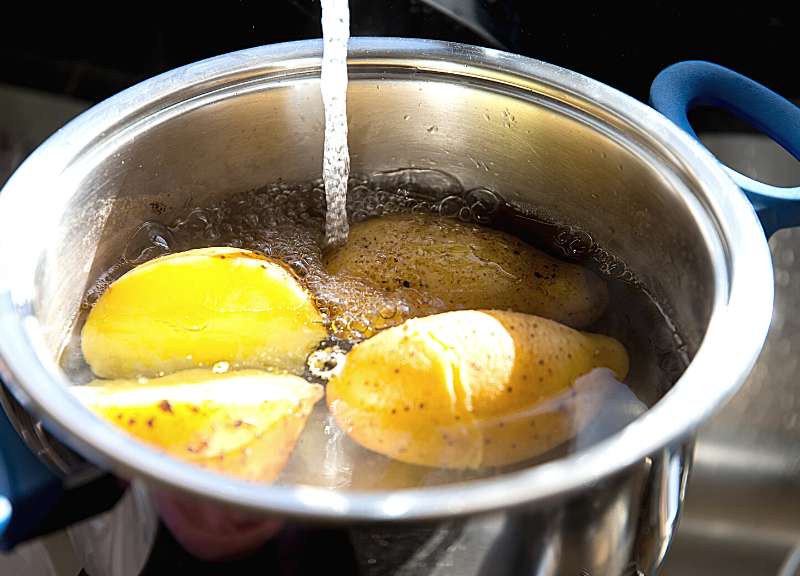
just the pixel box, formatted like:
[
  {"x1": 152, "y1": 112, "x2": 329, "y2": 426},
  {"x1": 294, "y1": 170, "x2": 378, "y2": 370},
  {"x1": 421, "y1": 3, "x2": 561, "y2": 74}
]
[
  {"x1": 82, "y1": 247, "x2": 327, "y2": 378},
  {"x1": 324, "y1": 214, "x2": 608, "y2": 328},
  {"x1": 327, "y1": 310, "x2": 628, "y2": 469},
  {"x1": 72, "y1": 369, "x2": 323, "y2": 482}
]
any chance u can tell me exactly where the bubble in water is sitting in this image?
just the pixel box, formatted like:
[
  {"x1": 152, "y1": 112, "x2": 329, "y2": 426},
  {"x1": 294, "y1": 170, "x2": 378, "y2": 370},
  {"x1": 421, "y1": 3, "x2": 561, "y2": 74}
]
[
  {"x1": 463, "y1": 187, "x2": 501, "y2": 224},
  {"x1": 411, "y1": 201, "x2": 430, "y2": 215},
  {"x1": 437, "y1": 195, "x2": 465, "y2": 218},
  {"x1": 549, "y1": 221, "x2": 636, "y2": 283},
  {"x1": 176, "y1": 208, "x2": 216, "y2": 238},
  {"x1": 379, "y1": 304, "x2": 396, "y2": 319},
  {"x1": 124, "y1": 221, "x2": 174, "y2": 263},
  {"x1": 554, "y1": 226, "x2": 594, "y2": 258},
  {"x1": 289, "y1": 259, "x2": 309, "y2": 278},
  {"x1": 369, "y1": 168, "x2": 463, "y2": 201}
]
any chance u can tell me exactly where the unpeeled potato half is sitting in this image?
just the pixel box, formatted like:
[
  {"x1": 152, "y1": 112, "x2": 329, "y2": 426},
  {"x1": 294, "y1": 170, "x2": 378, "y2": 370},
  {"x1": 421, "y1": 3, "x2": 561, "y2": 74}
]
[
  {"x1": 82, "y1": 247, "x2": 327, "y2": 379},
  {"x1": 324, "y1": 213, "x2": 609, "y2": 329},
  {"x1": 327, "y1": 309, "x2": 629, "y2": 469},
  {"x1": 72, "y1": 369, "x2": 323, "y2": 482}
]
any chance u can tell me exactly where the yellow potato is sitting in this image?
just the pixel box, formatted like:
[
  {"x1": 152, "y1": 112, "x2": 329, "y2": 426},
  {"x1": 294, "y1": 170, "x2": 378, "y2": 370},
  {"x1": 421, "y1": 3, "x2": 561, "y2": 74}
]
[
  {"x1": 327, "y1": 310, "x2": 628, "y2": 469},
  {"x1": 72, "y1": 369, "x2": 323, "y2": 482},
  {"x1": 82, "y1": 247, "x2": 327, "y2": 378},
  {"x1": 324, "y1": 214, "x2": 608, "y2": 328}
]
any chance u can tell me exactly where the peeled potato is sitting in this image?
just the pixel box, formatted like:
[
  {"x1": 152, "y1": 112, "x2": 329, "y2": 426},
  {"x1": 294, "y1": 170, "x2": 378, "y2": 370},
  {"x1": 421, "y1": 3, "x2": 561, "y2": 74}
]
[
  {"x1": 324, "y1": 214, "x2": 608, "y2": 328},
  {"x1": 327, "y1": 310, "x2": 628, "y2": 469},
  {"x1": 82, "y1": 247, "x2": 327, "y2": 378},
  {"x1": 72, "y1": 369, "x2": 323, "y2": 481}
]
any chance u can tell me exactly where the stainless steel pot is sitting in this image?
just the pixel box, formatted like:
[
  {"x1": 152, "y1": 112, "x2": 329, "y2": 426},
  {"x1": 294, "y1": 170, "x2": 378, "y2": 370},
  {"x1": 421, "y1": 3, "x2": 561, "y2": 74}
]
[{"x1": 0, "y1": 39, "x2": 795, "y2": 574}]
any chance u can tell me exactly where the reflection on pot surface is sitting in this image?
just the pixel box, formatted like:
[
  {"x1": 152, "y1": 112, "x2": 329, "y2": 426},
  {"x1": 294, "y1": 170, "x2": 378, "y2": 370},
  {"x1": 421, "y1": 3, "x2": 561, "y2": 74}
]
[{"x1": 64, "y1": 169, "x2": 675, "y2": 490}]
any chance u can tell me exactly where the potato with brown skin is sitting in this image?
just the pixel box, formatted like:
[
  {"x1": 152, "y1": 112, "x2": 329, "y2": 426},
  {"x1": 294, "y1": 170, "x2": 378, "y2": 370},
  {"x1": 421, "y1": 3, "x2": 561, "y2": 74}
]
[
  {"x1": 324, "y1": 214, "x2": 608, "y2": 329},
  {"x1": 327, "y1": 310, "x2": 628, "y2": 469},
  {"x1": 82, "y1": 247, "x2": 327, "y2": 379},
  {"x1": 72, "y1": 369, "x2": 323, "y2": 482}
]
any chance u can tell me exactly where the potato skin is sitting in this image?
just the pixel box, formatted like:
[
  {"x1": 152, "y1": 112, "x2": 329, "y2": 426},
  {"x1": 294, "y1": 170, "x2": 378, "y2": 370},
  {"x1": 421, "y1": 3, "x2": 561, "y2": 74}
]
[
  {"x1": 82, "y1": 247, "x2": 327, "y2": 378},
  {"x1": 72, "y1": 369, "x2": 323, "y2": 482},
  {"x1": 324, "y1": 214, "x2": 608, "y2": 329},
  {"x1": 327, "y1": 310, "x2": 628, "y2": 469}
]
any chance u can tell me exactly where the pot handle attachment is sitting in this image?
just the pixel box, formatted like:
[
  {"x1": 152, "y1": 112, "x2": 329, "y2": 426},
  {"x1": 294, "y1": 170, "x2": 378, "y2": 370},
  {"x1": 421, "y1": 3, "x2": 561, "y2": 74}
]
[
  {"x1": 0, "y1": 394, "x2": 123, "y2": 549},
  {"x1": 0, "y1": 404, "x2": 63, "y2": 549},
  {"x1": 650, "y1": 60, "x2": 800, "y2": 238}
]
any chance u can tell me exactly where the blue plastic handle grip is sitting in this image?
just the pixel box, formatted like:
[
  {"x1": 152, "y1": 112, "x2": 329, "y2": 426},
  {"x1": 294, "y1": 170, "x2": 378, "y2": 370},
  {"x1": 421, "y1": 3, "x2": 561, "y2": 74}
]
[
  {"x1": 650, "y1": 61, "x2": 800, "y2": 237},
  {"x1": 0, "y1": 402, "x2": 63, "y2": 549}
]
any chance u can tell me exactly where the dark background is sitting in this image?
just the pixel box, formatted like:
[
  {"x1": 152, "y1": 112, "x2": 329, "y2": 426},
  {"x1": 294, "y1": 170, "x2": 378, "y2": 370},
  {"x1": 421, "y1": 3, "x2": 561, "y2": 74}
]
[{"x1": 1, "y1": 0, "x2": 798, "y2": 106}]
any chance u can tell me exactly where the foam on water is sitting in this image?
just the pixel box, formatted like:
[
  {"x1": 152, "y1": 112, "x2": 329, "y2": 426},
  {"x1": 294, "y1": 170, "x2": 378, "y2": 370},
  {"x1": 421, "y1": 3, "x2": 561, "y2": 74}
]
[
  {"x1": 65, "y1": 169, "x2": 688, "y2": 489},
  {"x1": 320, "y1": 0, "x2": 351, "y2": 248}
]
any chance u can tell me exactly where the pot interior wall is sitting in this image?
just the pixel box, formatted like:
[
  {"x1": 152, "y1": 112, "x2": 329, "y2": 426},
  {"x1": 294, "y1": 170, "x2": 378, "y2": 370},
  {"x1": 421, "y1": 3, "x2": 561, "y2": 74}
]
[{"x1": 34, "y1": 72, "x2": 715, "y2": 369}]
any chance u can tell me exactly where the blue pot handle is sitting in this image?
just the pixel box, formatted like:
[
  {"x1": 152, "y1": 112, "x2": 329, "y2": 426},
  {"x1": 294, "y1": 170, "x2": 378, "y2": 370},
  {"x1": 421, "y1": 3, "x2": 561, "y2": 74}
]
[
  {"x1": 650, "y1": 61, "x2": 800, "y2": 238},
  {"x1": 0, "y1": 402, "x2": 63, "y2": 549},
  {"x1": 0, "y1": 393, "x2": 123, "y2": 549}
]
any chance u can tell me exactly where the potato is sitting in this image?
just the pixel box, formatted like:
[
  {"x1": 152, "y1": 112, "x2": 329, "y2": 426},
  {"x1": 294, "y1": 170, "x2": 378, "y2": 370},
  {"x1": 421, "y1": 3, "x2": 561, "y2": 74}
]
[
  {"x1": 72, "y1": 369, "x2": 323, "y2": 482},
  {"x1": 324, "y1": 214, "x2": 608, "y2": 328},
  {"x1": 327, "y1": 310, "x2": 628, "y2": 469},
  {"x1": 82, "y1": 247, "x2": 327, "y2": 378}
]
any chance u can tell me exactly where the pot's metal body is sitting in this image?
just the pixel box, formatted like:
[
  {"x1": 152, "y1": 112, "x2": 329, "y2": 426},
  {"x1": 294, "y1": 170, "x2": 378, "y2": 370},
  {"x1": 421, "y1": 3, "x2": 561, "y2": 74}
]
[{"x1": 0, "y1": 39, "x2": 773, "y2": 574}]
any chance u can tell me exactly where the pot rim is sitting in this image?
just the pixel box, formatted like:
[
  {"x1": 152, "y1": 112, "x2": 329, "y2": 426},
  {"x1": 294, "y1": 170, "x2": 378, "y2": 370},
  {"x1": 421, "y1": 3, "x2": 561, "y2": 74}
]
[{"x1": 0, "y1": 38, "x2": 773, "y2": 521}]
